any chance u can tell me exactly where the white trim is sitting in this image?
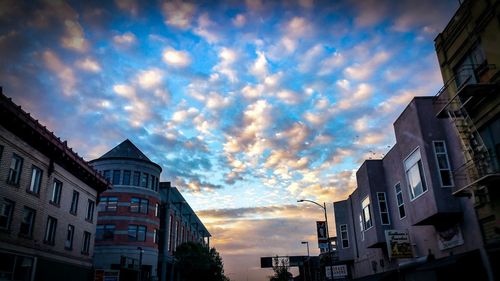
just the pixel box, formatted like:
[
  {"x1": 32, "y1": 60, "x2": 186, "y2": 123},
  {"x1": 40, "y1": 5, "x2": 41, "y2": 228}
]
[
  {"x1": 376, "y1": 192, "x2": 391, "y2": 225},
  {"x1": 432, "y1": 140, "x2": 454, "y2": 188},
  {"x1": 403, "y1": 146, "x2": 429, "y2": 202},
  {"x1": 339, "y1": 224, "x2": 350, "y2": 249},
  {"x1": 394, "y1": 182, "x2": 406, "y2": 220}
]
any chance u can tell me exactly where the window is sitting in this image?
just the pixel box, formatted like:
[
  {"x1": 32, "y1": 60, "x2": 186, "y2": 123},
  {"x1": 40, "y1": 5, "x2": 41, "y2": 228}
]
[
  {"x1": 65, "y1": 224, "x2": 75, "y2": 250},
  {"x1": 340, "y1": 224, "x2": 349, "y2": 248},
  {"x1": 150, "y1": 175, "x2": 155, "y2": 190},
  {"x1": 404, "y1": 148, "x2": 428, "y2": 200},
  {"x1": 154, "y1": 229, "x2": 158, "y2": 244},
  {"x1": 395, "y1": 183, "x2": 406, "y2": 219},
  {"x1": 433, "y1": 141, "x2": 454, "y2": 187},
  {"x1": 96, "y1": 224, "x2": 115, "y2": 241},
  {"x1": 0, "y1": 199, "x2": 15, "y2": 230},
  {"x1": 82, "y1": 231, "x2": 91, "y2": 255},
  {"x1": 103, "y1": 170, "x2": 111, "y2": 182},
  {"x1": 168, "y1": 215, "x2": 174, "y2": 252},
  {"x1": 70, "y1": 191, "x2": 79, "y2": 215},
  {"x1": 358, "y1": 214, "x2": 364, "y2": 241},
  {"x1": 86, "y1": 200, "x2": 95, "y2": 221},
  {"x1": 7, "y1": 154, "x2": 23, "y2": 185},
  {"x1": 98, "y1": 197, "x2": 118, "y2": 212},
  {"x1": 361, "y1": 196, "x2": 372, "y2": 230},
  {"x1": 128, "y1": 225, "x2": 146, "y2": 241},
  {"x1": 141, "y1": 173, "x2": 148, "y2": 188},
  {"x1": 133, "y1": 171, "x2": 140, "y2": 186},
  {"x1": 44, "y1": 216, "x2": 57, "y2": 245},
  {"x1": 112, "y1": 170, "x2": 121, "y2": 185},
  {"x1": 155, "y1": 203, "x2": 159, "y2": 217},
  {"x1": 174, "y1": 221, "x2": 179, "y2": 249},
  {"x1": 19, "y1": 207, "x2": 35, "y2": 237},
  {"x1": 123, "y1": 170, "x2": 131, "y2": 185},
  {"x1": 377, "y1": 192, "x2": 390, "y2": 225},
  {"x1": 130, "y1": 197, "x2": 148, "y2": 214},
  {"x1": 28, "y1": 166, "x2": 43, "y2": 194},
  {"x1": 50, "y1": 179, "x2": 62, "y2": 205},
  {"x1": 453, "y1": 45, "x2": 486, "y2": 88}
]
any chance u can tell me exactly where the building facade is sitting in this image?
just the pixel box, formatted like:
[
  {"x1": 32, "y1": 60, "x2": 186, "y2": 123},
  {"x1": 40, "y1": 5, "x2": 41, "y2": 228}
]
[
  {"x1": 333, "y1": 97, "x2": 487, "y2": 280},
  {"x1": 90, "y1": 139, "x2": 211, "y2": 281},
  {"x1": 433, "y1": 0, "x2": 500, "y2": 279},
  {"x1": 0, "y1": 91, "x2": 109, "y2": 281}
]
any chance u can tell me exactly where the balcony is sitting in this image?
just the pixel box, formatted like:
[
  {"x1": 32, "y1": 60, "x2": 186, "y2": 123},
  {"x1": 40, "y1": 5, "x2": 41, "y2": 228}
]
[{"x1": 452, "y1": 153, "x2": 500, "y2": 196}]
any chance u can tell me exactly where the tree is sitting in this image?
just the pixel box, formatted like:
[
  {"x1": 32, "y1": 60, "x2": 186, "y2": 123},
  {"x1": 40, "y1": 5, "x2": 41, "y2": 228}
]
[
  {"x1": 269, "y1": 257, "x2": 292, "y2": 281},
  {"x1": 174, "y1": 242, "x2": 230, "y2": 281}
]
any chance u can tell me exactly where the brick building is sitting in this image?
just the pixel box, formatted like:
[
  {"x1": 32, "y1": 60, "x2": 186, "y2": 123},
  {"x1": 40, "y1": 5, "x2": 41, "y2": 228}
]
[{"x1": 0, "y1": 90, "x2": 109, "y2": 281}]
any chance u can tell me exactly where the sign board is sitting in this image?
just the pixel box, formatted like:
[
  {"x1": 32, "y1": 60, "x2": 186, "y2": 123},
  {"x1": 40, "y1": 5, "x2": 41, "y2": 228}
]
[
  {"x1": 325, "y1": 265, "x2": 348, "y2": 279},
  {"x1": 260, "y1": 256, "x2": 307, "y2": 268},
  {"x1": 317, "y1": 221, "x2": 328, "y2": 249},
  {"x1": 94, "y1": 270, "x2": 119, "y2": 281},
  {"x1": 437, "y1": 224, "x2": 464, "y2": 250},
  {"x1": 385, "y1": 230, "x2": 413, "y2": 259}
]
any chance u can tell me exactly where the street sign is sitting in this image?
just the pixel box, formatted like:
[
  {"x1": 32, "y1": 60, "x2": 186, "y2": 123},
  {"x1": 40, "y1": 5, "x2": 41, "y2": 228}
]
[{"x1": 385, "y1": 230, "x2": 413, "y2": 259}]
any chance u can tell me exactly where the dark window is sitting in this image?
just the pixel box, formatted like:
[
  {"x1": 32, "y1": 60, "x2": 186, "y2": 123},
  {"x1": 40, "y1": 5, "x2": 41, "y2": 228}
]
[
  {"x1": 28, "y1": 166, "x2": 43, "y2": 194},
  {"x1": 65, "y1": 224, "x2": 75, "y2": 250},
  {"x1": 70, "y1": 191, "x2": 79, "y2": 215},
  {"x1": 377, "y1": 192, "x2": 390, "y2": 225},
  {"x1": 133, "y1": 171, "x2": 141, "y2": 186},
  {"x1": 123, "y1": 170, "x2": 131, "y2": 185},
  {"x1": 395, "y1": 183, "x2": 406, "y2": 219},
  {"x1": 154, "y1": 229, "x2": 158, "y2": 244},
  {"x1": 130, "y1": 198, "x2": 148, "y2": 214},
  {"x1": 7, "y1": 154, "x2": 23, "y2": 185},
  {"x1": 112, "y1": 170, "x2": 121, "y2": 185},
  {"x1": 128, "y1": 225, "x2": 146, "y2": 241},
  {"x1": 149, "y1": 175, "x2": 155, "y2": 189},
  {"x1": 98, "y1": 197, "x2": 118, "y2": 212},
  {"x1": 433, "y1": 141, "x2": 454, "y2": 187},
  {"x1": 19, "y1": 207, "x2": 35, "y2": 237},
  {"x1": 96, "y1": 224, "x2": 115, "y2": 241},
  {"x1": 82, "y1": 231, "x2": 91, "y2": 255},
  {"x1": 44, "y1": 216, "x2": 57, "y2": 245},
  {"x1": 141, "y1": 173, "x2": 148, "y2": 188},
  {"x1": 86, "y1": 200, "x2": 95, "y2": 221},
  {"x1": 50, "y1": 179, "x2": 62, "y2": 205},
  {"x1": 103, "y1": 170, "x2": 111, "y2": 182},
  {"x1": 0, "y1": 198, "x2": 15, "y2": 230},
  {"x1": 361, "y1": 196, "x2": 372, "y2": 230},
  {"x1": 340, "y1": 224, "x2": 349, "y2": 248}
]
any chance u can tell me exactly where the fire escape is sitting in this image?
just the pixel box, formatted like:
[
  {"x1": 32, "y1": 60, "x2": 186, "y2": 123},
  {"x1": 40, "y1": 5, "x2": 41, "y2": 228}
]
[{"x1": 433, "y1": 64, "x2": 500, "y2": 197}]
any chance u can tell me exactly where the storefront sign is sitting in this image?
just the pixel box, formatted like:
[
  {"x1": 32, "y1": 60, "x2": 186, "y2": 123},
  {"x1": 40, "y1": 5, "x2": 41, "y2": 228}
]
[
  {"x1": 325, "y1": 265, "x2": 348, "y2": 279},
  {"x1": 385, "y1": 230, "x2": 413, "y2": 259}
]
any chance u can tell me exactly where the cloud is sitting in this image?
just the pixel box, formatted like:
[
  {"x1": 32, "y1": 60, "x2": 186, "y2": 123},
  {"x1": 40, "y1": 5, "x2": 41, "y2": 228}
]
[
  {"x1": 298, "y1": 44, "x2": 324, "y2": 73},
  {"x1": 232, "y1": 14, "x2": 246, "y2": 27},
  {"x1": 75, "y1": 57, "x2": 101, "y2": 72},
  {"x1": 213, "y1": 47, "x2": 238, "y2": 82},
  {"x1": 115, "y1": 0, "x2": 139, "y2": 17},
  {"x1": 137, "y1": 68, "x2": 163, "y2": 89},
  {"x1": 193, "y1": 13, "x2": 220, "y2": 43},
  {"x1": 344, "y1": 51, "x2": 390, "y2": 80},
  {"x1": 161, "y1": 0, "x2": 196, "y2": 29},
  {"x1": 113, "y1": 32, "x2": 137, "y2": 46},
  {"x1": 250, "y1": 51, "x2": 269, "y2": 78},
  {"x1": 42, "y1": 50, "x2": 76, "y2": 96},
  {"x1": 162, "y1": 47, "x2": 191, "y2": 67},
  {"x1": 318, "y1": 52, "x2": 345, "y2": 75}
]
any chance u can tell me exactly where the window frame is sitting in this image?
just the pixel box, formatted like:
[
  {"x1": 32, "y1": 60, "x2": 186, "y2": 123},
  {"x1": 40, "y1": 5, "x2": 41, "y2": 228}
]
[
  {"x1": 96, "y1": 224, "x2": 115, "y2": 241},
  {"x1": 133, "y1": 171, "x2": 141, "y2": 186},
  {"x1": 82, "y1": 231, "x2": 91, "y2": 255},
  {"x1": 112, "y1": 170, "x2": 121, "y2": 185},
  {"x1": 27, "y1": 165, "x2": 43, "y2": 195},
  {"x1": 377, "y1": 192, "x2": 391, "y2": 225},
  {"x1": 433, "y1": 141, "x2": 454, "y2": 187},
  {"x1": 50, "y1": 179, "x2": 63, "y2": 206},
  {"x1": 0, "y1": 198, "x2": 15, "y2": 230},
  {"x1": 86, "y1": 199, "x2": 95, "y2": 222},
  {"x1": 130, "y1": 197, "x2": 149, "y2": 214},
  {"x1": 44, "y1": 216, "x2": 58, "y2": 245},
  {"x1": 7, "y1": 153, "x2": 23, "y2": 186},
  {"x1": 404, "y1": 147, "x2": 428, "y2": 201},
  {"x1": 361, "y1": 195, "x2": 373, "y2": 230},
  {"x1": 19, "y1": 207, "x2": 36, "y2": 237},
  {"x1": 123, "y1": 170, "x2": 131, "y2": 185},
  {"x1": 70, "y1": 191, "x2": 79, "y2": 215},
  {"x1": 65, "y1": 224, "x2": 75, "y2": 250},
  {"x1": 394, "y1": 182, "x2": 406, "y2": 219},
  {"x1": 98, "y1": 197, "x2": 118, "y2": 212},
  {"x1": 340, "y1": 224, "x2": 349, "y2": 249},
  {"x1": 128, "y1": 224, "x2": 146, "y2": 242}
]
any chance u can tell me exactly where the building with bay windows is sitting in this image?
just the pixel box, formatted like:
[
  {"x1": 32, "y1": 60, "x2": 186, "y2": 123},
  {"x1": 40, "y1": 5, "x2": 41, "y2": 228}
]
[
  {"x1": 90, "y1": 139, "x2": 211, "y2": 281},
  {"x1": 0, "y1": 90, "x2": 109, "y2": 281},
  {"x1": 333, "y1": 97, "x2": 487, "y2": 280}
]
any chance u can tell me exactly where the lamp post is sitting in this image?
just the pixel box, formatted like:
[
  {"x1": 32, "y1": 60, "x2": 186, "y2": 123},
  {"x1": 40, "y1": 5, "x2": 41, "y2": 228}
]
[
  {"x1": 301, "y1": 241, "x2": 310, "y2": 281},
  {"x1": 298, "y1": 199, "x2": 334, "y2": 281}
]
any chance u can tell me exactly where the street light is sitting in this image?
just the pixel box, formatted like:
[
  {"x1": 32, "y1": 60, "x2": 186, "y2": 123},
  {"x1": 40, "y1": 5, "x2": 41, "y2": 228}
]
[
  {"x1": 301, "y1": 241, "x2": 310, "y2": 257},
  {"x1": 301, "y1": 241, "x2": 310, "y2": 281},
  {"x1": 137, "y1": 247, "x2": 144, "y2": 281},
  {"x1": 297, "y1": 199, "x2": 334, "y2": 281}
]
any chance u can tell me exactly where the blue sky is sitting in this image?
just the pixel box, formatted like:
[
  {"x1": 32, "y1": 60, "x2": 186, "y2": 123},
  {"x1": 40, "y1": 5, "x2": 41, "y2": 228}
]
[{"x1": 0, "y1": 0, "x2": 458, "y2": 280}]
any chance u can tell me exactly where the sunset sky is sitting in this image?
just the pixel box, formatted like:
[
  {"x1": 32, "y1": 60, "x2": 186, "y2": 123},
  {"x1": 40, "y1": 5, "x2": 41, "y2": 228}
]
[{"x1": 0, "y1": 0, "x2": 459, "y2": 280}]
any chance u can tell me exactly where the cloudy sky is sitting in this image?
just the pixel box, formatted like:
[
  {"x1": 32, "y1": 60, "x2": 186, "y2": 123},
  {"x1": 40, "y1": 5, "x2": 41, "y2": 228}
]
[{"x1": 0, "y1": 0, "x2": 458, "y2": 280}]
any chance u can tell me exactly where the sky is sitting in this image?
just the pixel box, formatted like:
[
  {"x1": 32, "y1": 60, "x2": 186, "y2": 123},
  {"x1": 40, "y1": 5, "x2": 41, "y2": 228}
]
[{"x1": 0, "y1": 0, "x2": 459, "y2": 280}]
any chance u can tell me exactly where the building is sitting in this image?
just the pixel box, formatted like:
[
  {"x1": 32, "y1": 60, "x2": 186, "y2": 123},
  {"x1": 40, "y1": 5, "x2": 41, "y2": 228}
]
[
  {"x1": 433, "y1": 0, "x2": 500, "y2": 279},
  {"x1": 89, "y1": 139, "x2": 210, "y2": 281},
  {"x1": 0, "y1": 90, "x2": 109, "y2": 281},
  {"x1": 333, "y1": 97, "x2": 488, "y2": 280}
]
